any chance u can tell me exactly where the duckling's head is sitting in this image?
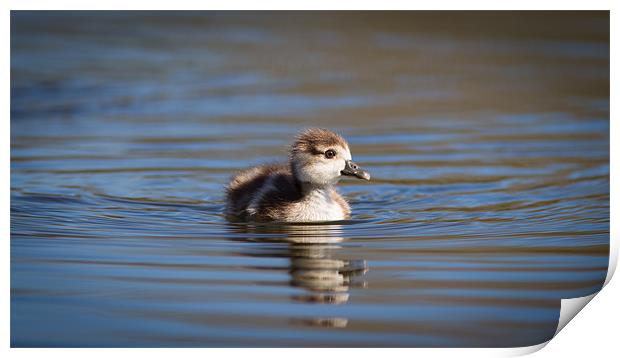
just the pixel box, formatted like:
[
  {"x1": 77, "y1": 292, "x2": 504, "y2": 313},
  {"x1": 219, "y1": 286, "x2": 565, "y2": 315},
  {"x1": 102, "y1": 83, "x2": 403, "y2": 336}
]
[{"x1": 290, "y1": 128, "x2": 370, "y2": 187}]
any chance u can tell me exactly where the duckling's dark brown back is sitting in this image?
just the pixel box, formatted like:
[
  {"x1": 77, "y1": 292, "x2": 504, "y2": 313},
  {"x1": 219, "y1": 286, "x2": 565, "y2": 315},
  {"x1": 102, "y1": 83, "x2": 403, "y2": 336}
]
[{"x1": 225, "y1": 163, "x2": 294, "y2": 221}]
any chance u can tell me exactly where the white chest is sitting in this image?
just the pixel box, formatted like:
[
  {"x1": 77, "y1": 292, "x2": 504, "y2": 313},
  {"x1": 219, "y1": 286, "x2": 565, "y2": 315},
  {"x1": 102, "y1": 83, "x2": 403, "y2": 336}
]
[{"x1": 288, "y1": 189, "x2": 345, "y2": 222}]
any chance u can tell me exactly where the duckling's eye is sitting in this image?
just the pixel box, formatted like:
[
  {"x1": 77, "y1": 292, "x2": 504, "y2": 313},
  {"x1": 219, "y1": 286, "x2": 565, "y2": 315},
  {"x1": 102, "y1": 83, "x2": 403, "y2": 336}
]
[{"x1": 324, "y1": 149, "x2": 336, "y2": 159}]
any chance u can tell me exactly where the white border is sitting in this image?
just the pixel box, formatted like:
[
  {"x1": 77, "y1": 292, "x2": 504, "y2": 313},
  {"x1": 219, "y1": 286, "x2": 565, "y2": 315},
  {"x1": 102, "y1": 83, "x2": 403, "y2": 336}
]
[
  {"x1": 3, "y1": 0, "x2": 616, "y2": 11},
  {"x1": 4, "y1": 1, "x2": 616, "y2": 357}
]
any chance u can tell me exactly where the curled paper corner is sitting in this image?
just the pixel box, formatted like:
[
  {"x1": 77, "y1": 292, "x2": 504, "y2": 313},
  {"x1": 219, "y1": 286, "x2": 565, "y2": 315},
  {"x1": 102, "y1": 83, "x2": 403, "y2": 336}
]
[
  {"x1": 520, "y1": 243, "x2": 616, "y2": 355},
  {"x1": 494, "y1": 294, "x2": 598, "y2": 357},
  {"x1": 500, "y1": 341, "x2": 549, "y2": 356},
  {"x1": 555, "y1": 293, "x2": 598, "y2": 336},
  {"x1": 604, "y1": 235, "x2": 618, "y2": 287},
  {"x1": 503, "y1": 243, "x2": 615, "y2": 356},
  {"x1": 553, "y1": 243, "x2": 614, "y2": 338}
]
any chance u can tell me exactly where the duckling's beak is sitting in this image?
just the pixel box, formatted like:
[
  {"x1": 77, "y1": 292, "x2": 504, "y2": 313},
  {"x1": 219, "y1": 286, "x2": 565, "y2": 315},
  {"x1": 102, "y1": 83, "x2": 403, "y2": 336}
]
[{"x1": 341, "y1": 160, "x2": 370, "y2": 181}]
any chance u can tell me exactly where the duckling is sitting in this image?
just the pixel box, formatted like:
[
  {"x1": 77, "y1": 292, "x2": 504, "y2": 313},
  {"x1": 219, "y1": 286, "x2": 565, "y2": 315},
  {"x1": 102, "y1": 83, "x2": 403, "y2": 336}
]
[{"x1": 225, "y1": 128, "x2": 370, "y2": 222}]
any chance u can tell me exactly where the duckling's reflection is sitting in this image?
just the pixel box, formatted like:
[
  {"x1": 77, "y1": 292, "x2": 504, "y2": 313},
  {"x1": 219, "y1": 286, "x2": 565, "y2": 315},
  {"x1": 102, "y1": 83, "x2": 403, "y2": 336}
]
[
  {"x1": 287, "y1": 238, "x2": 367, "y2": 305},
  {"x1": 228, "y1": 223, "x2": 368, "y2": 327}
]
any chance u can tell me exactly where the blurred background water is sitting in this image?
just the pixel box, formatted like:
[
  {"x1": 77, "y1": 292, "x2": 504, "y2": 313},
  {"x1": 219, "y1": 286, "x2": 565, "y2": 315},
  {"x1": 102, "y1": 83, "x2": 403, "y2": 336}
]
[{"x1": 10, "y1": 11, "x2": 609, "y2": 347}]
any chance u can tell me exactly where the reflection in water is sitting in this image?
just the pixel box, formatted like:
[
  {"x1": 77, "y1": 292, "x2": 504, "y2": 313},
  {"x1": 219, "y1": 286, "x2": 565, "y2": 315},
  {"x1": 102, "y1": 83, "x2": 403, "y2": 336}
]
[{"x1": 230, "y1": 224, "x2": 368, "y2": 328}]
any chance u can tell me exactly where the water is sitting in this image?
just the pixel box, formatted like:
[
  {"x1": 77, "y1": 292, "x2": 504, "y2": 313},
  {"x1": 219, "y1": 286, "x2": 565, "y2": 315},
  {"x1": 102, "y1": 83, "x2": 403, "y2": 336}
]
[{"x1": 10, "y1": 11, "x2": 609, "y2": 347}]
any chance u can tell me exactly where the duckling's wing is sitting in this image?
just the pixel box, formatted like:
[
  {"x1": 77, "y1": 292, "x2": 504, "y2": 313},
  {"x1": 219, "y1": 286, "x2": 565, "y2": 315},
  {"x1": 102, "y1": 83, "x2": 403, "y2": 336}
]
[
  {"x1": 251, "y1": 171, "x2": 304, "y2": 222},
  {"x1": 225, "y1": 163, "x2": 291, "y2": 220}
]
